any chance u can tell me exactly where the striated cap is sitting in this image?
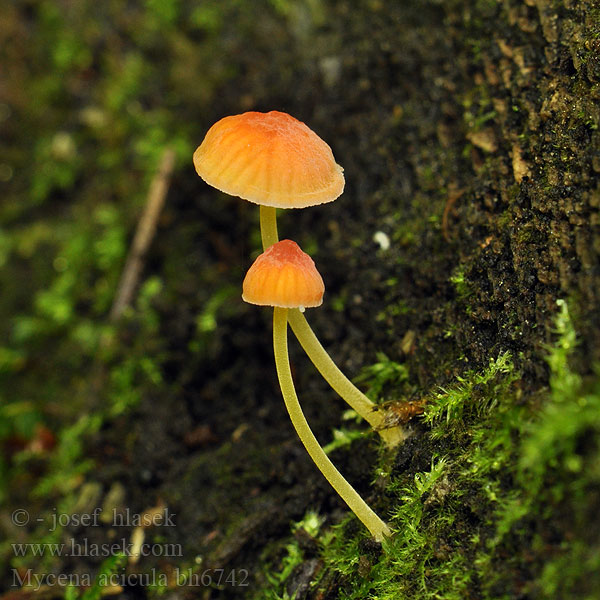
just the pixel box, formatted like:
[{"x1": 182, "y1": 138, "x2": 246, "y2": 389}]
[
  {"x1": 242, "y1": 240, "x2": 325, "y2": 308},
  {"x1": 193, "y1": 111, "x2": 344, "y2": 209}
]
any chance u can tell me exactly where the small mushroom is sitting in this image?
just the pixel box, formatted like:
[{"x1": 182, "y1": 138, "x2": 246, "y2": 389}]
[
  {"x1": 243, "y1": 239, "x2": 324, "y2": 309},
  {"x1": 194, "y1": 111, "x2": 404, "y2": 448},
  {"x1": 193, "y1": 111, "x2": 344, "y2": 210},
  {"x1": 243, "y1": 240, "x2": 391, "y2": 542}
]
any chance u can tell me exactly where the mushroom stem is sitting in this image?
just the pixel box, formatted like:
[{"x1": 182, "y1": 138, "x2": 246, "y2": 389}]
[
  {"x1": 259, "y1": 206, "x2": 405, "y2": 449},
  {"x1": 286, "y1": 311, "x2": 405, "y2": 448},
  {"x1": 260, "y1": 205, "x2": 279, "y2": 248},
  {"x1": 273, "y1": 306, "x2": 391, "y2": 542}
]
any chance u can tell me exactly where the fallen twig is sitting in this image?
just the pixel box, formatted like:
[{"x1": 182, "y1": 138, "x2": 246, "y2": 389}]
[
  {"x1": 109, "y1": 148, "x2": 176, "y2": 321},
  {"x1": 442, "y1": 187, "x2": 465, "y2": 243}
]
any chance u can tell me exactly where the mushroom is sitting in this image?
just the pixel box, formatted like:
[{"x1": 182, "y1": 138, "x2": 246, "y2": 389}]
[
  {"x1": 194, "y1": 111, "x2": 404, "y2": 448},
  {"x1": 243, "y1": 239, "x2": 391, "y2": 542},
  {"x1": 193, "y1": 111, "x2": 344, "y2": 209}
]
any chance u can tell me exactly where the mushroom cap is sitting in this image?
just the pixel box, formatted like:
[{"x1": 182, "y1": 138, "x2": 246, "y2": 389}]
[
  {"x1": 242, "y1": 239, "x2": 325, "y2": 308},
  {"x1": 193, "y1": 111, "x2": 344, "y2": 209}
]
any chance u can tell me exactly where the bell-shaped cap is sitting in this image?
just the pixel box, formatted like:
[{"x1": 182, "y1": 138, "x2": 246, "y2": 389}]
[
  {"x1": 242, "y1": 240, "x2": 324, "y2": 308},
  {"x1": 193, "y1": 111, "x2": 344, "y2": 209}
]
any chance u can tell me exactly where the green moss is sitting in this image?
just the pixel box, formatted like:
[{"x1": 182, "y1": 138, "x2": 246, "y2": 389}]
[
  {"x1": 449, "y1": 265, "x2": 474, "y2": 302},
  {"x1": 354, "y1": 352, "x2": 410, "y2": 402},
  {"x1": 253, "y1": 511, "x2": 324, "y2": 600},
  {"x1": 68, "y1": 553, "x2": 128, "y2": 600},
  {"x1": 423, "y1": 351, "x2": 516, "y2": 427},
  {"x1": 253, "y1": 301, "x2": 600, "y2": 599}
]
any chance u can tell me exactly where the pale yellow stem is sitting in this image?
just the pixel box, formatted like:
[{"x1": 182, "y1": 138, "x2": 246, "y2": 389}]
[
  {"x1": 259, "y1": 205, "x2": 405, "y2": 448},
  {"x1": 260, "y1": 205, "x2": 279, "y2": 249},
  {"x1": 273, "y1": 306, "x2": 391, "y2": 541},
  {"x1": 286, "y1": 311, "x2": 405, "y2": 448}
]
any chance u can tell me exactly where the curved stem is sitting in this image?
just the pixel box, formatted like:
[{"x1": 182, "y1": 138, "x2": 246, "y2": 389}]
[
  {"x1": 287, "y1": 311, "x2": 404, "y2": 448},
  {"x1": 273, "y1": 306, "x2": 391, "y2": 542},
  {"x1": 259, "y1": 205, "x2": 405, "y2": 448}
]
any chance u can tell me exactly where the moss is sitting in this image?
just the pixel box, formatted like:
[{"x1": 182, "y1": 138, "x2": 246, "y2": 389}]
[
  {"x1": 354, "y1": 352, "x2": 410, "y2": 403},
  {"x1": 251, "y1": 301, "x2": 599, "y2": 599},
  {"x1": 423, "y1": 351, "x2": 516, "y2": 427},
  {"x1": 449, "y1": 265, "x2": 474, "y2": 304}
]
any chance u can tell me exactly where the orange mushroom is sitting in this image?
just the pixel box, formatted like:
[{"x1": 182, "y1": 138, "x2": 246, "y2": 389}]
[
  {"x1": 242, "y1": 240, "x2": 390, "y2": 542},
  {"x1": 194, "y1": 111, "x2": 404, "y2": 448},
  {"x1": 193, "y1": 111, "x2": 344, "y2": 209},
  {"x1": 242, "y1": 239, "x2": 324, "y2": 309}
]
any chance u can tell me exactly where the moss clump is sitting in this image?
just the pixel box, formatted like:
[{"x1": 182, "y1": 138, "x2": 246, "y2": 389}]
[{"x1": 253, "y1": 301, "x2": 600, "y2": 599}]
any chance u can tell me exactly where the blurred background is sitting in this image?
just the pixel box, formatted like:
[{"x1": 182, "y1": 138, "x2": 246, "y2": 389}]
[{"x1": 1, "y1": 0, "x2": 355, "y2": 501}]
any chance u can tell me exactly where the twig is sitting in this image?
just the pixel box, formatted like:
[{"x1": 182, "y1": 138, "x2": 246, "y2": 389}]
[
  {"x1": 442, "y1": 187, "x2": 464, "y2": 243},
  {"x1": 87, "y1": 147, "x2": 175, "y2": 407},
  {"x1": 109, "y1": 148, "x2": 176, "y2": 321}
]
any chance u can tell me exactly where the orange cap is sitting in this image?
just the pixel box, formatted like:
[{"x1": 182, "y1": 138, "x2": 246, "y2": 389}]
[
  {"x1": 193, "y1": 111, "x2": 344, "y2": 209},
  {"x1": 242, "y1": 240, "x2": 325, "y2": 308}
]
